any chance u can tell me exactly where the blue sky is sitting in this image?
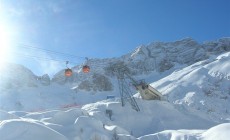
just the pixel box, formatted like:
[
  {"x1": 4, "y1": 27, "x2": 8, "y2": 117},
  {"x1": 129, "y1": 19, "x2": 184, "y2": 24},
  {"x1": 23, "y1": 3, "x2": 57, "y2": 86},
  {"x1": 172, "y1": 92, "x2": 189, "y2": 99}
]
[{"x1": 0, "y1": 0, "x2": 229, "y2": 76}]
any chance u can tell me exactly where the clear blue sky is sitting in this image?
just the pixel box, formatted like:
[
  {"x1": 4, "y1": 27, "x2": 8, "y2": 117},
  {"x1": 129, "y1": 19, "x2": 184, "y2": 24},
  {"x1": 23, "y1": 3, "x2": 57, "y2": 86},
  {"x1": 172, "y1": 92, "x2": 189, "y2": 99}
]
[{"x1": 0, "y1": 0, "x2": 229, "y2": 76}]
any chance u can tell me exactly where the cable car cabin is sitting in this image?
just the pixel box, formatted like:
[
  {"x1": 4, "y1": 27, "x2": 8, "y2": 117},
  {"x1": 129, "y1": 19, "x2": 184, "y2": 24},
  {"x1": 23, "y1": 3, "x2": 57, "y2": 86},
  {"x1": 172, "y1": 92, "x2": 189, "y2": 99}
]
[
  {"x1": 82, "y1": 65, "x2": 90, "y2": 73},
  {"x1": 65, "y1": 68, "x2": 73, "y2": 77}
]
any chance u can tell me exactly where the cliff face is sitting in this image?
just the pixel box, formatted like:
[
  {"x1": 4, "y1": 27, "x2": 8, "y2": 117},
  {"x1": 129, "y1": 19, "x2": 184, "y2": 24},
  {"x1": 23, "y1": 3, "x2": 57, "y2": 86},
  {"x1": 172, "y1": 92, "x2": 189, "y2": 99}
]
[{"x1": 125, "y1": 38, "x2": 230, "y2": 73}]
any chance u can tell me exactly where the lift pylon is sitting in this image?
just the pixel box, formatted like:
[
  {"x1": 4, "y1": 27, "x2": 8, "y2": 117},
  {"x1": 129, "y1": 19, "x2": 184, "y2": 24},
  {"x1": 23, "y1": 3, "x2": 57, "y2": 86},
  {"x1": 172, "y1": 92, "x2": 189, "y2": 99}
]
[
  {"x1": 113, "y1": 64, "x2": 140, "y2": 111},
  {"x1": 111, "y1": 62, "x2": 163, "y2": 111}
]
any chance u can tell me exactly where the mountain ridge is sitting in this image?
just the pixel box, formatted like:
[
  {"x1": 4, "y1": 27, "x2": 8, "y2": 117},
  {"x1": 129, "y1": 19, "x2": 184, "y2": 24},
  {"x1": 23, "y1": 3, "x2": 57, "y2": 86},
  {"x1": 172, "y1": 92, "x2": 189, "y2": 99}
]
[
  {"x1": 52, "y1": 37, "x2": 230, "y2": 92},
  {"x1": 1, "y1": 37, "x2": 229, "y2": 92}
]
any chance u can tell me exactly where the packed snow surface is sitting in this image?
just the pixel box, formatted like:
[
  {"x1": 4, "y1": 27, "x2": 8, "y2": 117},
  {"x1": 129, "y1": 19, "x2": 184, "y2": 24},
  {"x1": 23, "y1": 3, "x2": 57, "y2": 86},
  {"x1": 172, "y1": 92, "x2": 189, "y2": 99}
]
[{"x1": 0, "y1": 101, "x2": 229, "y2": 140}]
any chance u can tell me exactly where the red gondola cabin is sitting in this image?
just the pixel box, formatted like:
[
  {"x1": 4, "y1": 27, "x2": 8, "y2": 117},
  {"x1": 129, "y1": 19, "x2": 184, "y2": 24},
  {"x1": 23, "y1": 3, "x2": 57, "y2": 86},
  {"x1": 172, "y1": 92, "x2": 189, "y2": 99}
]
[
  {"x1": 82, "y1": 65, "x2": 90, "y2": 73},
  {"x1": 65, "y1": 68, "x2": 72, "y2": 77}
]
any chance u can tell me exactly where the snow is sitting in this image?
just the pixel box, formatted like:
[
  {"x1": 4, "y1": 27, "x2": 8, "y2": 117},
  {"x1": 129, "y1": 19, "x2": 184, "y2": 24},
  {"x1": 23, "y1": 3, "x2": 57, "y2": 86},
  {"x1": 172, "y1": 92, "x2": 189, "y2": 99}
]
[
  {"x1": 81, "y1": 100, "x2": 215, "y2": 137},
  {"x1": 0, "y1": 100, "x2": 228, "y2": 140},
  {"x1": 201, "y1": 123, "x2": 230, "y2": 140},
  {"x1": 153, "y1": 52, "x2": 230, "y2": 122},
  {"x1": 0, "y1": 43, "x2": 230, "y2": 139},
  {"x1": 0, "y1": 119, "x2": 68, "y2": 140},
  {"x1": 138, "y1": 123, "x2": 230, "y2": 140},
  {"x1": 0, "y1": 110, "x2": 19, "y2": 120}
]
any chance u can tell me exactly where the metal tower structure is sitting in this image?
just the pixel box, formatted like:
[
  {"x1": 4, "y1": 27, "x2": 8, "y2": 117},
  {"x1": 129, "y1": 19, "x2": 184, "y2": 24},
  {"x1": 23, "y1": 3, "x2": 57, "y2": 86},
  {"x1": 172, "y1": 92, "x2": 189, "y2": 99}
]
[
  {"x1": 111, "y1": 62, "x2": 163, "y2": 111},
  {"x1": 112, "y1": 63, "x2": 140, "y2": 112}
]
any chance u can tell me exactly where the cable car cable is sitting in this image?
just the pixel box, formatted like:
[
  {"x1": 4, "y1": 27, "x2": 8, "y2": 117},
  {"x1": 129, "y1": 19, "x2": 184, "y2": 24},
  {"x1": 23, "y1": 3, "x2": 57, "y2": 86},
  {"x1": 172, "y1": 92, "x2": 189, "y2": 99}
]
[
  {"x1": 18, "y1": 44, "x2": 86, "y2": 60},
  {"x1": 13, "y1": 52, "x2": 80, "y2": 64}
]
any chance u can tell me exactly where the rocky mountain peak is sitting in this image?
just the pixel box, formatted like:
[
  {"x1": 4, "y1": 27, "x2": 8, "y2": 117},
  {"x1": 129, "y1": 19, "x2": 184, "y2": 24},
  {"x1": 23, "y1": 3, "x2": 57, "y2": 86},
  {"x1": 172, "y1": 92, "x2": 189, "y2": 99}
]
[{"x1": 52, "y1": 38, "x2": 230, "y2": 91}]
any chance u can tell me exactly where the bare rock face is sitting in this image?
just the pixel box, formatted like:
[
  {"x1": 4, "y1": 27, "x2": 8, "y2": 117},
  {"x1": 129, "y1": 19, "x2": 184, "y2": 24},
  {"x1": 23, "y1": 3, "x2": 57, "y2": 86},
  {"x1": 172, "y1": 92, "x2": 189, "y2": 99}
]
[
  {"x1": 202, "y1": 38, "x2": 230, "y2": 54},
  {"x1": 78, "y1": 80, "x2": 92, "y2": 91},
  {"x1": 40, "y1": 74, "x2": 51, "y2": 86},
  {"x1": 159, "y1": 59, "x2": 174, "y2": 72},
  {"x1": 77, "y1": 73, "x2": 113, "y2": 92},
  {"x1": 92, "y1": 73, "x2": 113, "y2": 91}
]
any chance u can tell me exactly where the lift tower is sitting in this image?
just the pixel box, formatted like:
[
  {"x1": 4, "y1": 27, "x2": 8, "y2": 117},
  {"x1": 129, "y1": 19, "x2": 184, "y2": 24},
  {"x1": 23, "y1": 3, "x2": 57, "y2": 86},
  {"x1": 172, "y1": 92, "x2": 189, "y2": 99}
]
[
  {"x1": 112, "y1": 62, "x2": 163, "y2": 111},
  {"x1": 113, "y1": 64, "x2": 140, "y2": 111}
]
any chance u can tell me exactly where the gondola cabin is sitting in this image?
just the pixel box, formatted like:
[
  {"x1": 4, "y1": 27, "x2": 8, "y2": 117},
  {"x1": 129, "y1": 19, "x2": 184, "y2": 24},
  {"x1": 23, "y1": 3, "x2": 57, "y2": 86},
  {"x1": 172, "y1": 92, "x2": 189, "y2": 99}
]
[
  {"x1": 82, "y1": 65, "x2": 90, "y2": 73},
  {"x1": 65, "y1": 68, "x2": 72, "y2": 77}
]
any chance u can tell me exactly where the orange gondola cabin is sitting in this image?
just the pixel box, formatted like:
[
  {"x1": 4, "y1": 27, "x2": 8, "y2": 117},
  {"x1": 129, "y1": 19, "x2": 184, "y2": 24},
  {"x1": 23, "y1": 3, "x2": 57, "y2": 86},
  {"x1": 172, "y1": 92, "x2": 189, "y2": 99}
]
[
  {"x1": 82, "y1": 65, "x2": 90, "y2": 73},
  {"x1": 65, "y1": 68, "x2": 73, "y2": 77}
]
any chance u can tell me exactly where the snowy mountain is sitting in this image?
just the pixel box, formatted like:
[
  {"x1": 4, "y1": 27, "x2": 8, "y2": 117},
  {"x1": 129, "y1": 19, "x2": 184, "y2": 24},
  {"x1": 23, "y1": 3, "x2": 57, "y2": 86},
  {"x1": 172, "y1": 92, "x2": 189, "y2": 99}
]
[
  {"x1": 0, "y1": 38, "x2": 230, "y2": 140},
  {"x1": 0, "y1": 63, "x2": 38, "y2": 89},
  {"x1": 52, "y1": 37, "x2": 230, "y2": 92},
  {"x1": 0, "y1": 63, "x2": 51, "y2": 89}
]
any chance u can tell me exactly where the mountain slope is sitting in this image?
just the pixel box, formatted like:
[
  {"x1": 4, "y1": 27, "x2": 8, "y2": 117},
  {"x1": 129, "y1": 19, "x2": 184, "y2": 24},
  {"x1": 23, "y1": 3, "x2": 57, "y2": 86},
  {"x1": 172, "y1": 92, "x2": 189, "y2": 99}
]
[
  {"x1": 52, "y1": 38, "x2": 230, "y2": 92},
  {"x1": 152, "y1": 52, "x2": 230, "y2": 122}
]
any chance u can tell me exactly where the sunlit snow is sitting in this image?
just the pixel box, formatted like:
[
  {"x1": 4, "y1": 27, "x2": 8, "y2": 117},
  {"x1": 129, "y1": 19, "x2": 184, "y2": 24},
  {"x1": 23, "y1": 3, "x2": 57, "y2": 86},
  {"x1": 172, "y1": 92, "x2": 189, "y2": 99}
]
[{"x1": 0, "y1": 43, "x2": 229, "y2": 140}]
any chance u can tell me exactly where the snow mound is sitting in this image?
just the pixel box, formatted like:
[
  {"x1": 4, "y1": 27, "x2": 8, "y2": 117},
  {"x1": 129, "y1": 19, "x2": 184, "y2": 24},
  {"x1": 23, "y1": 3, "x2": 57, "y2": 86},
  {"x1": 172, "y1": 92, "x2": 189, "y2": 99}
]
[
  {"x1": 74, "y1": 116, "x2": 110, "y2": 140},
  {"x1": 138, "y1": 130, "x2": 203, "y2": 140},
  {"x1": 82, "y1": 100, "x2": 215, "y2": 137},
  {"x1": 0, "y1": 84, "x2": 80, "y2": 111},
  {"x1": 201, "y1": 123, "x2": 230, "y2": 140},
  {"x1": 0, "y1": 100, "x2": 228, "y2": 140},
  {"x1": 138, "y1": 123, "x2": 230, "y2": 140},
  {"x1": 0, "y1": 119, "x2": 68, "y2": 140},
  {"x1": 0, "y1": 110, "x2": 19, "y2": 120}
]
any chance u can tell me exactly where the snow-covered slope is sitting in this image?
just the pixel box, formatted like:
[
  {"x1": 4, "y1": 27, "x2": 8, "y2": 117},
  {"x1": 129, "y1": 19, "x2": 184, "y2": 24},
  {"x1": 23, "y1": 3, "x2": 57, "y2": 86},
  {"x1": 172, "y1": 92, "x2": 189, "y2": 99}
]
[
  {"x1": 0, "y1": 100, "x2": 228, "y2": 140},
  {"x1": 138, "y1": 123, "x2": 230, "y2": 140},
  {"x1": 0, "y1": 100, "x2": 217, "y2": 140},
  {"x1": 0, "y1": 63, "x2": 38, "y2": 89},
  {"x1": 0, "y1": 38, "x2": 230, "y2": 140},
  {"x1": 153, "y1": 52, "x2": 230, "y2": 122}
]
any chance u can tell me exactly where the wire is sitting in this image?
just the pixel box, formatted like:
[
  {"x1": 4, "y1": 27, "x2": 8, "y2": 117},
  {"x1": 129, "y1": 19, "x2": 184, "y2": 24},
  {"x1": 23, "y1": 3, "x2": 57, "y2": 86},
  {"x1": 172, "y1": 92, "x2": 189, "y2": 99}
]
[
  {"x1": 18, "y1": 44, "x2": 86, "y2": 60},
  {"x1": 14, "y1": 44, "x2": 135, "y2": 69},
  {"x1": 13, "y1": 52, "x2": 80, "y2": 64},
  {"x1": 12, "y1": 43, "x2": 89, "y2": 65}
]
